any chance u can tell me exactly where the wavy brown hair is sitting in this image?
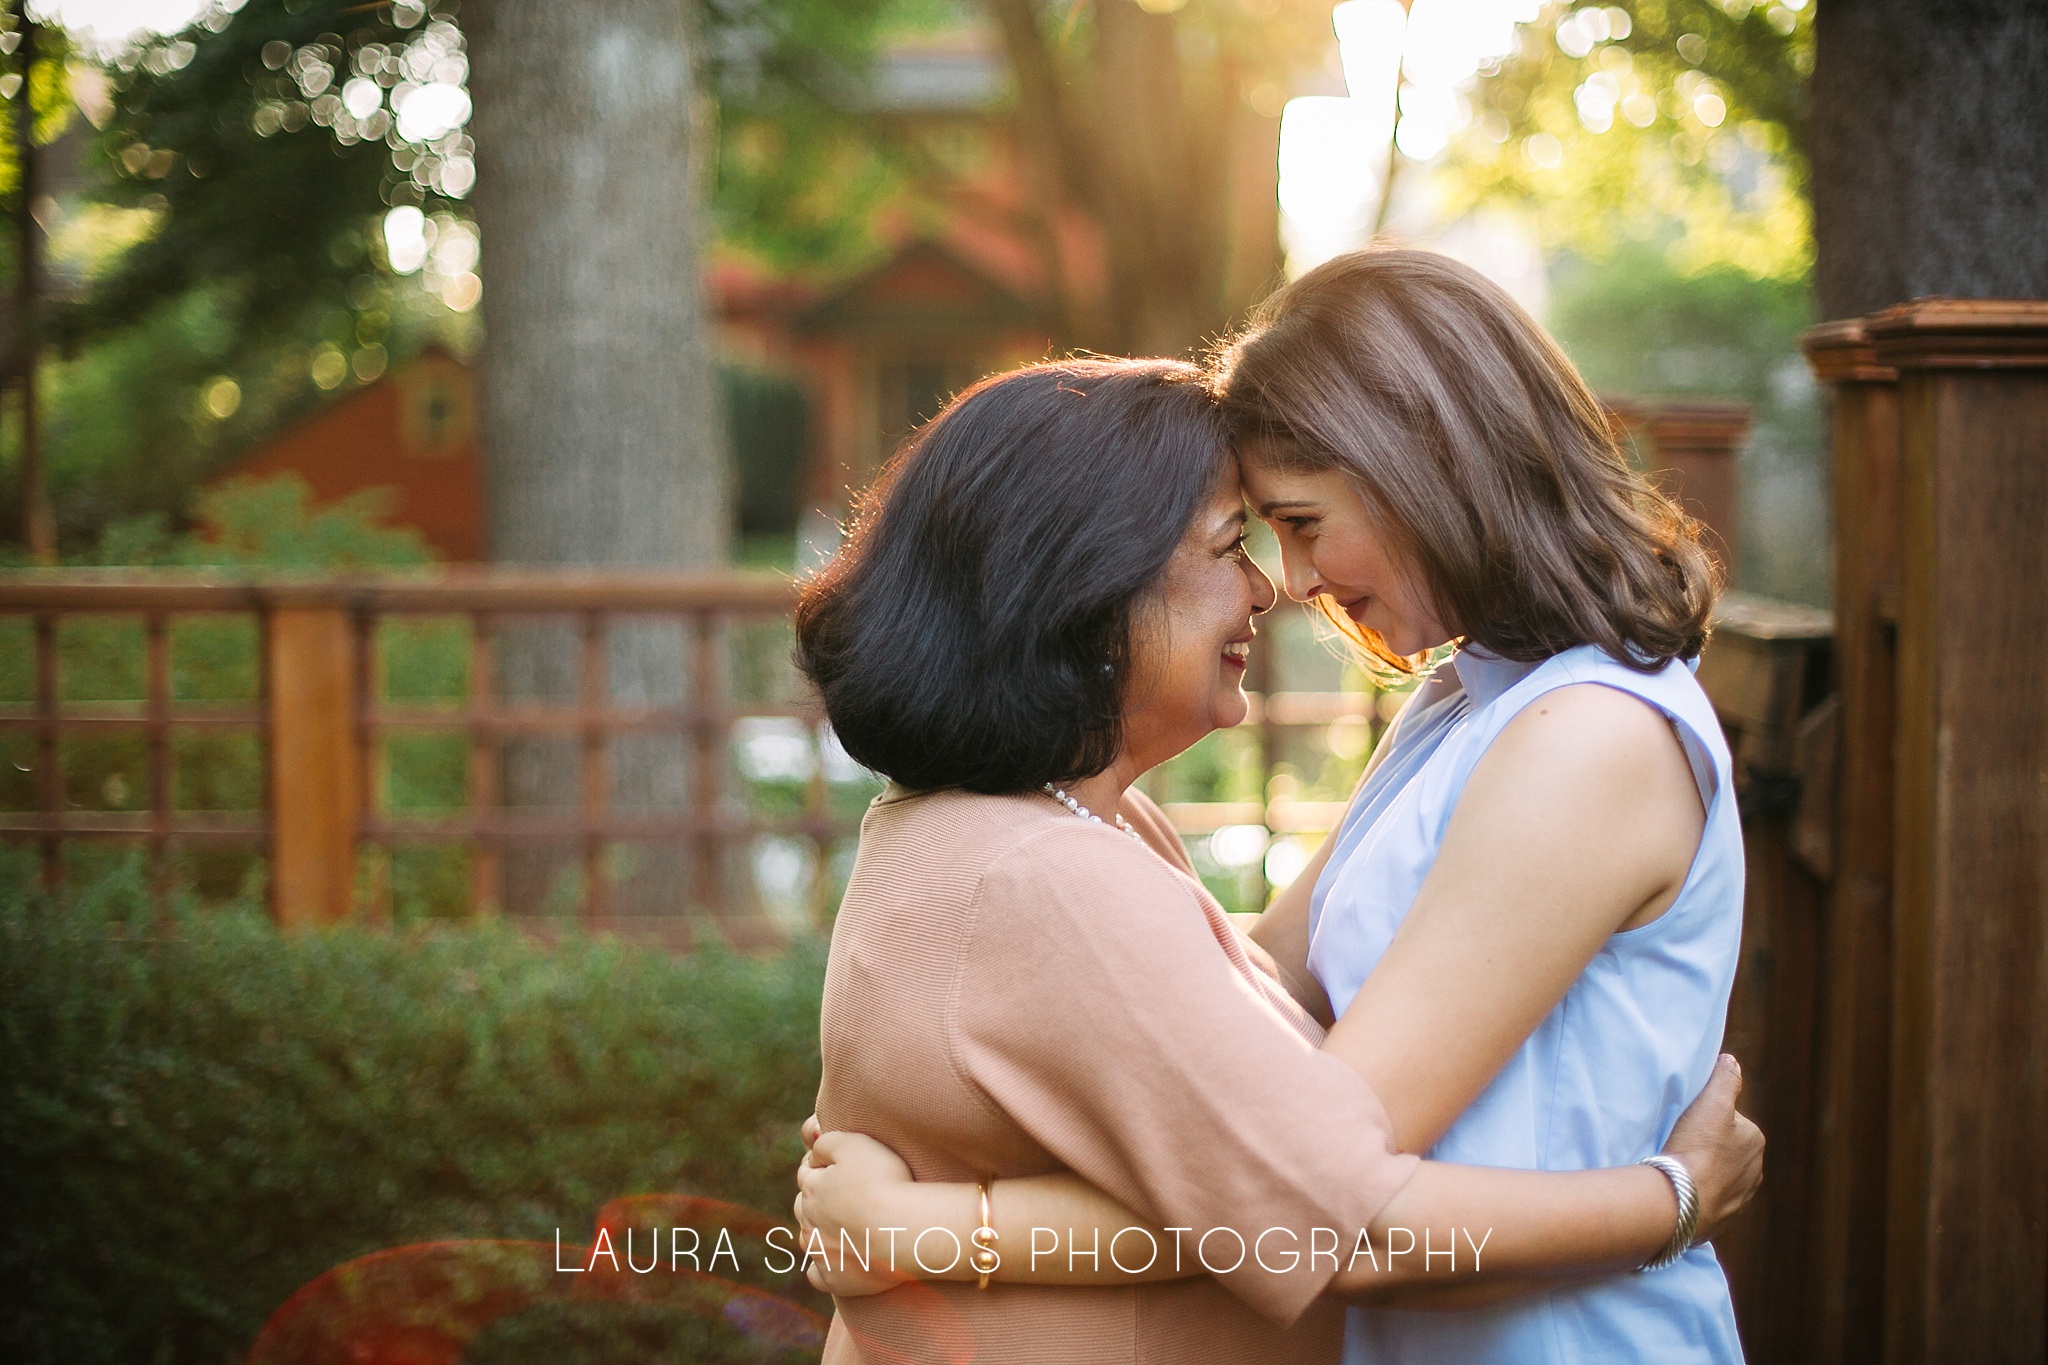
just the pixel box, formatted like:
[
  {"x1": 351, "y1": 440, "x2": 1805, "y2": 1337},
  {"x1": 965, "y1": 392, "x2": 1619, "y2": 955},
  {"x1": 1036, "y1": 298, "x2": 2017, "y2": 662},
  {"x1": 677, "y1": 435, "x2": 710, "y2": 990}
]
[{"x1": 1212, "y1": 248, "x2": 1718, "y2": 673}]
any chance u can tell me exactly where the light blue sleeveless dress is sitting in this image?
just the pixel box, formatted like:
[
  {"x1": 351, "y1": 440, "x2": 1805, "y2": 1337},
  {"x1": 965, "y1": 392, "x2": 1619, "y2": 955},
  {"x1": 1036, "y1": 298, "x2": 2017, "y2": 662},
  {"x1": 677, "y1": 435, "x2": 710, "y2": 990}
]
[{"x1": 1311, "y1": 643, "x2": 1746, "y2": 1364}]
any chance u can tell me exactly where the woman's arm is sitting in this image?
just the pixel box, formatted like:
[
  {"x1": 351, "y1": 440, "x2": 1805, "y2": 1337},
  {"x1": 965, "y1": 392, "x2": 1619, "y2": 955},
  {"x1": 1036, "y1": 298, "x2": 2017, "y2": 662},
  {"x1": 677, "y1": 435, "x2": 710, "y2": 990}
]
[
  {"x1": 793, "y1": 1149, "x2": 1610, "y2": 1306},
  {"x1": 792, "y1": 1124, "x2": 1188, "y2": 1291},
  {"x1": 796, "y1": 1055, "x2": 1761, "y2": 1300},
  {"x1": 1241, "y1": 830, "x2": 1338, "y2": 1023},
  {"x1": 1322, "y1": 683, "x2": 1708, "y2": 1152}
]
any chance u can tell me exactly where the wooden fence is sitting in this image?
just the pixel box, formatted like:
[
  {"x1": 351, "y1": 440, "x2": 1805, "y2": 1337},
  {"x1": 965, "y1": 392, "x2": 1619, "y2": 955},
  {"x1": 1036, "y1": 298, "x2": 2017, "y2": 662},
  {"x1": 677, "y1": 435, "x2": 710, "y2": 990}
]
[
  {"x1": 0, "y1": 572, "x2": 810, "y2": 941},
  {"x1": 0, "y1": 568, "x2": 1379, "y2": 941},
  {"x1": 1708, "y1": 300, "x2": 2048, "y2": 1365}
]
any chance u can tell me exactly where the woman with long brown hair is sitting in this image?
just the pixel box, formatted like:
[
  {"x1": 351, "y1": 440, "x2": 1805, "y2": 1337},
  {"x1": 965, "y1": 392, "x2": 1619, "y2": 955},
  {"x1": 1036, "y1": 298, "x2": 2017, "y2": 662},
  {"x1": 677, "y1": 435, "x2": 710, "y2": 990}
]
[
  {"x1": 799, "y1": 251, "x2": 1751, "y2": 1362},
  {"x1": 1225, "y1": 248, "x2": 1745, "y2": 1361}
]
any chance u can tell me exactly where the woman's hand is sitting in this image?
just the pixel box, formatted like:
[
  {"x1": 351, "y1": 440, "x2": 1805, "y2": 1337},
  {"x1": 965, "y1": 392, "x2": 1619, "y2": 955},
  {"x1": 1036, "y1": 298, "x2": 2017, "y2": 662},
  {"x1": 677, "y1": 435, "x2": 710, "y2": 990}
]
[
  {"x1": 794, "y1": 1120, "x2": 918, "y2": 1297},
  {"x1": 1660, "y1": 1053, "x2": 1765, "y2": 1243}
]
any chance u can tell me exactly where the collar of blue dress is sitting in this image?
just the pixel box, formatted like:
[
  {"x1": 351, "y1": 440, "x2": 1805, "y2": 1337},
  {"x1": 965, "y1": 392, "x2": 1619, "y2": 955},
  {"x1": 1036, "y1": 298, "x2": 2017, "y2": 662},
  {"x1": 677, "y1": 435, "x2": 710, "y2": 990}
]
[{"x1": 1448, "y1": 644, "x2": 1540, "y2": 710}]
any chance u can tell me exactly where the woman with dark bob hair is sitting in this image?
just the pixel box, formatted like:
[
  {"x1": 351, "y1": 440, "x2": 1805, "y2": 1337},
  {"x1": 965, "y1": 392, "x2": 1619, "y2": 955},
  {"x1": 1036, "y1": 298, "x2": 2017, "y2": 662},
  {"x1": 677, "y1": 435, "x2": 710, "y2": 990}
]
[{"x1": 791, "y1": 348, "x2": 1760, "y2": 1365}]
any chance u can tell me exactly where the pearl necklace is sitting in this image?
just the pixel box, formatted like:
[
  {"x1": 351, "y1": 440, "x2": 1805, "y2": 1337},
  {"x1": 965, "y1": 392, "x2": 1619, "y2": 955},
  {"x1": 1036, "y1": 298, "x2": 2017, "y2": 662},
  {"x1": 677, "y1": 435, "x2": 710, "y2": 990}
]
[{"x1": 1042, "y1": 783, "x2": 1144, "y2": 842}]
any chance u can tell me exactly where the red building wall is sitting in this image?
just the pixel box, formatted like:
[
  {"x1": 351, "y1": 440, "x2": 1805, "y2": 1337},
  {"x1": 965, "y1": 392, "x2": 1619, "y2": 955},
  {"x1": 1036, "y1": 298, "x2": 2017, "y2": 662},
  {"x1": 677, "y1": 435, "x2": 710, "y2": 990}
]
[{"x1": 228, "y1": 348, "x2": 485, "y2": 561}]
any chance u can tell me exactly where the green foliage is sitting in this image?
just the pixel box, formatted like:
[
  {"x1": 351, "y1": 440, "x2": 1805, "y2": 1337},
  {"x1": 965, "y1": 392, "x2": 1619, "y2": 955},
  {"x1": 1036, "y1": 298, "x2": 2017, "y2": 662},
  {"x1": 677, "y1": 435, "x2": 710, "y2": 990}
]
[
  {"x1": 30, "y1": 285, "x2": 238, "y2": 543},
  {"x1": 5, "y1": 0, "x2": 922, "y2": 556},
  {"x1": 707, "y1": 0, "x2": 928, "y2": 274},
  {"x1": 6, "y1": 216, "x2": 459, "y2": 553},
  {"x1": 0, "y1": 862, "x2": 829, "y2": 1365},
  {"x1": 37, "y1": 39, "x2": 396, "y2": 551},
  {"x1": 1548, "y1": 240, "x2": 1813, "y2": 396},
  {"x1": 1448, "y1": 0, "x2": 1813, "y2": 277},
  {"x1": 104, "y1": 474, "x2": 431, "y2": 568},
  {"x1": 1481, "y1": 0, "x2": 1813, "y2": 151},
  {"x1": 715, "y1": 109, "x2": 913, "y2": 276},
  {"x1": 0, "y1": 14, "x2": 82, "y2": 208},
  {"x1": 1430, "y1": 2, "x2": 1829, "y2": 602},
  {"x1": 13, "y1": 2, "x2": 479, "y2": 555},
  {"x1": 62, "y1": 1, "x2": 475, "y2": 352},
  {"x1": 68, "y1": 0, "x2": 915, "y2": 358}
]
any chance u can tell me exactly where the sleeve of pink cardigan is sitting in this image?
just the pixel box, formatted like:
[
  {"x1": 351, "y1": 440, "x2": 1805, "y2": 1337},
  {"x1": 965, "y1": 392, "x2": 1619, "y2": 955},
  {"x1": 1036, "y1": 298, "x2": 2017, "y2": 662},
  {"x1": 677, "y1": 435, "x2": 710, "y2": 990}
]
[{"x1": 951, "y1": 823, "x2": 1421, "y2": 1325}]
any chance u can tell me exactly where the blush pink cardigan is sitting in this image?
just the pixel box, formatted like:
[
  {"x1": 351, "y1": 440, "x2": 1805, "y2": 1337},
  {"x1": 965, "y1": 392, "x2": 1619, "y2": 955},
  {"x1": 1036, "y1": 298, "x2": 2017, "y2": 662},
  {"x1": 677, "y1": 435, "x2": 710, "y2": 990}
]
[{"x1": 815, "y1": 785, "x2": 1420, "y2": 1365}]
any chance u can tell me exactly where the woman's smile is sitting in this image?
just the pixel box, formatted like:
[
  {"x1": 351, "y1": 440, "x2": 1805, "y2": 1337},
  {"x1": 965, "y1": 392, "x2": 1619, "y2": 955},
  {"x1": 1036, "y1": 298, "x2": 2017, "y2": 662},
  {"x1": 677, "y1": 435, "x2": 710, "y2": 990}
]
[
  {"x1": 1237, "y1": 455, "x2": 1453, "y2": 660},
  {"x1": 1117, "y1": 474, "x2": 1276, "y2": 773}
]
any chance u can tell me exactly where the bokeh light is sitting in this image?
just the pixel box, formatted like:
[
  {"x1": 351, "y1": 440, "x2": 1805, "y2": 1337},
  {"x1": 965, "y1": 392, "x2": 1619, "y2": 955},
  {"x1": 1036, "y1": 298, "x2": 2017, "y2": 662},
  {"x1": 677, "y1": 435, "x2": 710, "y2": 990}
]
[
  {"x1": 1278, "y1": 96, "x2": 1381, "y2": 268},
  {"x1": 383, "y1": 205, "x2": 428, "y2": 274},
  {"x1": 1264, "y1": 836, "x2": 1314, "y2": 890},
  {"x1": 1278, "y1": 0, "x2": 1538, "y2": 273},
  {"x1": 1208, "y1": 823, "x2": 1271, "y2": 872},
  {"x1": 381, "y1": 206, "x2": 483, "y2": 312},
  {"x1": 202, "y1": 376, "x2": 241, "y2": 419},
  {"x1": 309, "y1": 345, "x2": 348, "y2": 390},
  {"x1": 1333, "y1": 0, "x2": 1407, "y2": 121},
  {"x1": 48, "y1": 0, "x2": 207, "y2": 54},
  {"x1": 242, "y1": 15, "x2": 475, "y2": 204}
]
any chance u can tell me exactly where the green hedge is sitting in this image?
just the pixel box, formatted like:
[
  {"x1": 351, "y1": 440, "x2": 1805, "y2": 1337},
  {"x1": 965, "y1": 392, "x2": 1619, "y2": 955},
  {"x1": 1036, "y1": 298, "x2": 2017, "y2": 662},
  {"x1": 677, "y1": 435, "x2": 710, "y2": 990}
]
[{"x1": 0, "y1": 859, "x2": 828, "y2": 1363}]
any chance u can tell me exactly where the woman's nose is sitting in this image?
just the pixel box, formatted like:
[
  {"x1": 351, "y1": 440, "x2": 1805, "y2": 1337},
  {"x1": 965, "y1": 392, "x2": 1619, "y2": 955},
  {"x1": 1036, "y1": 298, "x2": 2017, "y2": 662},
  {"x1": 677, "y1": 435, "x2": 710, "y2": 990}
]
[
  {"x1": 1244, "y1": 553, "x2": 1278, "y2": 614},
  {"x1": 1278, "y1": 543, "x2": 1323, "y2": 604}
]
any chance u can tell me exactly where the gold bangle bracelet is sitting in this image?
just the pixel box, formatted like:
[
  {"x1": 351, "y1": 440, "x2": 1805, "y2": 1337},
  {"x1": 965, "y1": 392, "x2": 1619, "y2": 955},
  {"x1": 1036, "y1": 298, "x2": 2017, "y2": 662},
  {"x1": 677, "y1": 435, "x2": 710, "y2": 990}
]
[{"x1": 970, "y1": 1180, "x2": 1000, "y2": 1289}]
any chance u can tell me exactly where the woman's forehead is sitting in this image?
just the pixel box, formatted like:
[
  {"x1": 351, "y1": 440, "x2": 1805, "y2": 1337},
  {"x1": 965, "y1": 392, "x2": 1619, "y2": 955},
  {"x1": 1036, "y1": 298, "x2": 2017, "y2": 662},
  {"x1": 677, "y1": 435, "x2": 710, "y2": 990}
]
[
  {"x1": 1232, "y1": 431, "x2": 1300, "y2": 466},
  {"x1": 1235, "y1": 459, "x2": 1320, "y2": 503},
  {"x1": 1191, "y1": 471, "x2": 1247, "y2": 524}
]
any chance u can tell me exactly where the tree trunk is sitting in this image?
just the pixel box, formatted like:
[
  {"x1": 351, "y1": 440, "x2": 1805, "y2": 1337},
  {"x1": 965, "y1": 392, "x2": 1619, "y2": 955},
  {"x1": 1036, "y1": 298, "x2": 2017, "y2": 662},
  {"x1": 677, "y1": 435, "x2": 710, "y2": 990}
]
[
  {"x1": 465, "y1": 1, "x2": 727, "y2": 928},
  {"x1": 987, "y1": 0, "x2": 1280, "y2": 358},
  {"x1": 1088, "y1": 2, "x2": 1233, "y2": 356},
  {"x1": 466, "y1": 0, "x2": 726, "y2": 568},
  {"x1": 1809, "y1": 0, "x2": 2048, "y2": 321}
]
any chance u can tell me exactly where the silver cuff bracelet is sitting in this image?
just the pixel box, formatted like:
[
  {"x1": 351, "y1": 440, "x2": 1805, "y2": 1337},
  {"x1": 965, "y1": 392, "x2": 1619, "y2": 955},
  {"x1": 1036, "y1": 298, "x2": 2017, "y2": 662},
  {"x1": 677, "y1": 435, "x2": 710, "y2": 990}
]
[{"x1": 1637, "y1": 1154, "x2": 1701, "y2": 1271}]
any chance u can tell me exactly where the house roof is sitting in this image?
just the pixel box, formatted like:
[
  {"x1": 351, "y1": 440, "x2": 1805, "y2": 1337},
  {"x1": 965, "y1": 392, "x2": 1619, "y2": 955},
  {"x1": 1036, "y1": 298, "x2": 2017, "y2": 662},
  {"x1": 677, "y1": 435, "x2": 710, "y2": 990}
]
[{"x1": 798, "y1": 237, "x2": 1050, "y2": 338}]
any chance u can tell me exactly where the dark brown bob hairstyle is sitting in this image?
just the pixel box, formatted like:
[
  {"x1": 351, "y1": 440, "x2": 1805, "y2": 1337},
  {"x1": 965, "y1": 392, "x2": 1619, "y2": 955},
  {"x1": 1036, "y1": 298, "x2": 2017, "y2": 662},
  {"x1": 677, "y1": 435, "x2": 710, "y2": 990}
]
[
  {"x1": 794, "y1": 357, "x2": 1230, "y2": 794},
  {"x1": 1214, "y1": 248, "x2": 1717, "y2": 673}
]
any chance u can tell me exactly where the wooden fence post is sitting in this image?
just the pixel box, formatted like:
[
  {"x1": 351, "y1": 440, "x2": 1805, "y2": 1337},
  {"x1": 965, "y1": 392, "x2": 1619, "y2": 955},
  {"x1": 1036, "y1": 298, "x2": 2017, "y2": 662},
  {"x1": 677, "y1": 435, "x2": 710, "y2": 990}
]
[
  {"x1": 1800, "y1": 318, "x2": 1901, "y2": 1365},
  {"x1": 1636, "y1": 401, "x2": 1752, "y2": 581},
  {"x1": 267, "y1": 606, "x2": 359, "y2": 927},
  {"x1": 1695, "y1": 594, "x2": 1834, "y2": 1364},
  {"x1": 33, "y1": 610, "x2": 60, "y2": 889},
  {"x1": 1869, "y1": 300, "x2": 2048, "y2": 1364}
]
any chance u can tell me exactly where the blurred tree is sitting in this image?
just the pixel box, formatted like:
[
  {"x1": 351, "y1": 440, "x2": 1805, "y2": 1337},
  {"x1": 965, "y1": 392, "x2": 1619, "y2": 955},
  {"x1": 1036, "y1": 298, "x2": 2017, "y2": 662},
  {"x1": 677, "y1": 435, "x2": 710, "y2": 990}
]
[
  {"x1": 0, "y1": 12, "x2": 76, "y2": 554},
  {"x1": 62, "y1": 0, "x2": 900, "y2": 372},
  {"x1": 463, "y1": 0, "x2": 721, "y2": 569},
  {"x1": 983, "y1": 0, "x2": 1317, "y2": 355},
  {"x1": 1446, "y1": 0, "x2": 1813, "y2": 278},
  {"x1": 53, "y1": 4, "x2": 465, "y2": 374},
  {"x1": 24, "y1": 0, "x2": 898, "y2": 560},
  {"x1": 22, "y1": 0, "x2": 478, "y2": 553},
  {"x1": 1808, "y1": 0, "x2": 2048, "y2": 319},
  {"x1": 702, "y1": 0, "x2": 927, "y2": 275}
]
